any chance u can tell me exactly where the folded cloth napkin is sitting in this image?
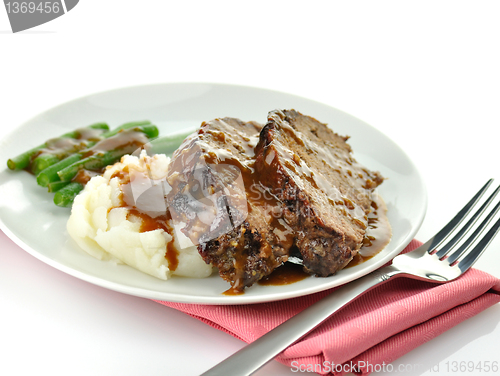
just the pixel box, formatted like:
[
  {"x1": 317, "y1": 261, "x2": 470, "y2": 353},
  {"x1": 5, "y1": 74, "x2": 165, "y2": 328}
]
[{"x1": 155, "y1": 240, "x2": 500, "y2": 376}]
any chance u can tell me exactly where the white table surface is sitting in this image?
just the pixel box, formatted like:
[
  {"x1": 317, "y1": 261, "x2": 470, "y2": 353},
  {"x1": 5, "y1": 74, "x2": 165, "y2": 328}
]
[{"x1": 1, "y1": 2, "x2": 499, "y2": 375}]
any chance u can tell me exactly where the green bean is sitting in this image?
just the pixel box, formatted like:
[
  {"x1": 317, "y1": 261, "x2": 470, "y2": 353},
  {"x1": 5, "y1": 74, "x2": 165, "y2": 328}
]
[
  {"x1": 47, "y1": 181, "x2": 70, "y2": 193},
  {"x1": 36, "y1": 154, "x2": 82, "y2": 187},
  {"x1": 53, "y1": 182, "x2": 84, "y2": 208},
  {"x1": 31, "y1": 154, "x2": 60, "y2": 175},
  {"x1": 100, "y1": 120, "x2": 151, "y2": 138}
]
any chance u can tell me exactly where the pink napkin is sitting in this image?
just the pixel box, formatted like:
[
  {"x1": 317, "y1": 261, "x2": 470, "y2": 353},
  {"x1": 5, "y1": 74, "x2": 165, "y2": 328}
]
[{"x1": 155, "y1": 240, "x2": 500, "y2": 375}]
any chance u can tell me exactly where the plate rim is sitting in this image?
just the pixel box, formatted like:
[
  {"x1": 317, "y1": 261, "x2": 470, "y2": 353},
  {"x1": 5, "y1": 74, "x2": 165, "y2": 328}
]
[{"x1": 0, "y1": 82, "x2": 428, "y2": 305}]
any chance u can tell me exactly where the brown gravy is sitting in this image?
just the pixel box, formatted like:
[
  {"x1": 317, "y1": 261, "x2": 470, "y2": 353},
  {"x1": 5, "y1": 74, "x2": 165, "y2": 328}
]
[
  {"x1": 165, "y1": 241, "x2": 179, "y2": 272},
  {"x1": 28, "y1": 126, "x2": 108, "y2": 172},
  {"x1": 81, "y1": 130, "x2": 148, "y2": 159},
  {"x1": 223, "y1": 286, "x2": 245, "y2": 296},
  {"x1": 128, "y1": 209, "x2": 179, "y2": 272},
  {"x1": 345, "y1": 253, "x2": 374, "y2": 268},
  {"x1": 114, "y1": 164, "x2": 180, "y2": 272},
  {"x1": 257, "y1": 262, "x2": 310, "y2": 286},
  {"x1": 72, "y1": 169, "x2": 100, "y2": 185}
]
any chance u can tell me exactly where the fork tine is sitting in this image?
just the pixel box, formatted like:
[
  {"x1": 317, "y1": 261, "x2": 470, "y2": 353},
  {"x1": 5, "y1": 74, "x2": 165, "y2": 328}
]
[
  {"x1": 447, "y1": 197, "x2": 500, "y2": 264},
  {"x1": 457, "y1": 214, "x2": 500, "y2": 272},
  {"x1": 436, "y1": 184, "x2": 500, "y2": 258},
  {"x1": 419, "y1": 179, "x2": 493, "y2": 254}
]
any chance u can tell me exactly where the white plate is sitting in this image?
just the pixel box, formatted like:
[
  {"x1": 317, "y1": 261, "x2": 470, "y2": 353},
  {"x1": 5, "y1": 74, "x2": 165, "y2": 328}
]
[{"x1": 0, "y1": 83, "x2": 427, "y2": 304}]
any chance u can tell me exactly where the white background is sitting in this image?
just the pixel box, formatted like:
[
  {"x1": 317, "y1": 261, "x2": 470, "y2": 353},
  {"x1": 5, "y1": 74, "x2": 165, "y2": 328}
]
[{"x1": 1, "y1": 1, "x2": 500, "y2": 375}]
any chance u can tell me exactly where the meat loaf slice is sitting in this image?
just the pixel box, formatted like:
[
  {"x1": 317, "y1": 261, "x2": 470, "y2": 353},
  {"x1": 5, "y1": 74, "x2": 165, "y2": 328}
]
[
  {"x1": 254, "y1": 109, "x2": 384, "y2": 276},
  {"x1": 166, "y1": 118, "x2": 290, "y2": 291}
]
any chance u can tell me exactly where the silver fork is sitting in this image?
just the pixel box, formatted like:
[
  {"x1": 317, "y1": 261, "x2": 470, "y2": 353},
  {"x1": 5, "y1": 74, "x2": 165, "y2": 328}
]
[{"x1": 201, "y1": 179, "x2": 500, "y2": 376}]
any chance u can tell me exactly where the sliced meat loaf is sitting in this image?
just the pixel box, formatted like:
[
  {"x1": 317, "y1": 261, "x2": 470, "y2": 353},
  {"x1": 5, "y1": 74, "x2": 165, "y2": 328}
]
[
  {"x1": 166, "y1": 118, "x2": 290, "y2": 291},
  {"x1": 254, "y1": 109, "x2": 384, "y2": 276}
]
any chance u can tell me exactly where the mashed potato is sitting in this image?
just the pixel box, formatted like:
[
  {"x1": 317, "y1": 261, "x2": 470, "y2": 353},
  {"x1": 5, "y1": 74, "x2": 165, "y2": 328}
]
[{"x1": 66, "y1": 151, "x2": 213, "y2": 280}]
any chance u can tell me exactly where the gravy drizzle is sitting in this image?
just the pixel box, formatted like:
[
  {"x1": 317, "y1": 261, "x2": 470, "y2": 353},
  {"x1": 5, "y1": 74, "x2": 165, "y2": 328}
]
[
  {"x1": 114, "y1": 161, "x2": 180, "y2": 272},
  {"x1": 27, "y1": 126, "x2": 107, "y2": 172}
]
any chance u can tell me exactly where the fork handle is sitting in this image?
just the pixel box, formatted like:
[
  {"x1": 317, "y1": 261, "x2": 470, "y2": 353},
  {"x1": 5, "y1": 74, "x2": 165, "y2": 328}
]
[{"x1": 200, "y1": 265, "x2": 400, "y2": 376}]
